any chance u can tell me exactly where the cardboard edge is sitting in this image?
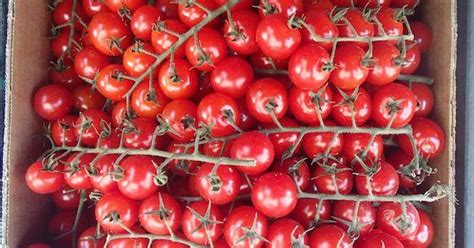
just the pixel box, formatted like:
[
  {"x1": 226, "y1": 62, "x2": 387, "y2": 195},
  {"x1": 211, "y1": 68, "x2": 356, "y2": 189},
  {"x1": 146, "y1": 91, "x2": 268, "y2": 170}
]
[{"x1": 2, "y1": 0, "x2": 15, "y2": 245}]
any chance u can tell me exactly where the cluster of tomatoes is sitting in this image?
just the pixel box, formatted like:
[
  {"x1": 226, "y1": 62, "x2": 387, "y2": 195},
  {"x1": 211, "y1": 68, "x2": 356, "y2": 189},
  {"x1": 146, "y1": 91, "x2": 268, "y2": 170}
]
[{"x1": 25, "y1": 0, "x2": 445, "y2": 247}]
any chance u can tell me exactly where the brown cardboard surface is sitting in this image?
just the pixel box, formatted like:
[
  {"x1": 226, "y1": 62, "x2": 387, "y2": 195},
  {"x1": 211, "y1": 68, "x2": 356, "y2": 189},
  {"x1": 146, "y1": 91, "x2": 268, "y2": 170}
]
[{"x1": 1, "y1": 0, "x2": 457, "y2": 247}]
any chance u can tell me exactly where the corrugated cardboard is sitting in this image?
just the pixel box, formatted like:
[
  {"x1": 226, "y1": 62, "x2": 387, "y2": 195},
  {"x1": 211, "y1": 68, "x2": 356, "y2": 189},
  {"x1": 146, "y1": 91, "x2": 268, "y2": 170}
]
[{"x1": 1, "y1": 0, "x2": 457, "y2": 247}]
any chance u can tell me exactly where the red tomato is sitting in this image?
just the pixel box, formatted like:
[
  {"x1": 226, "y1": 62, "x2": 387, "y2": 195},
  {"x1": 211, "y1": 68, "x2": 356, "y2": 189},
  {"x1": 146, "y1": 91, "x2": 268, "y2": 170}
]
[
  {"x1": 131, "y1": 80, "x2": 169, "y2": 119},
  {"x1": 166, "y1": 141, "x2": 201, "y2": 176},
  {"x1": 34, "y1": 84, "x2": 73, "y2": 121},
  {"x1": 72, "y1": 84, "x2": 106, "y2": 112},
  {"x1": 64, "y1": 153, "x2": 95, "y2": 189},
  {"x1": 273, "y1": 157, "x2": 310, "y2": 190},
  {"x1": 224, "y1": 206, "x2": 268, "y2": 248},
  {"x1": 258, "y1": 0, "x2": 304, "y2": 17},
  {"x1": 300, "y1": 10, "x2": 339, "y2": 51},
  {"x1": 51, "y1": 31, "x2": 80, "y2": 63},
  {"x1": 291, "y1": 198, "x2": 332, "y2": 228},
  {"x1": 151, "y1": 19, "x2": 187, "y2": 57},
  {"x1": 52, "y1": 186, "x2": 80, "y2": 209},
  {"x1": 122, "y1": 117, "x2": 157, "y2": 149},
  {"x1": 357, "y1": 0, "x2": 391, "y2": 7},
  {"x1": 139, "y1": 192, "x2": 182, "y2": 235},
  {"x1": 312, "y1": 156, "x2": 354, "y2": 194},
  {"x1": 391, "y1": 0, "x2": 417, "y2": 7},
  {"x1": 262, "y1": 117, "x2": 302, "y2": 159},
  {"x1": 289, "y1": 43, "x2": 331, "y2": 91},
  {"x1": 211, "y1": 56, "x2": 254, "y2": 99},
  {"x1": 96, "y1": 192, "x2": 138, "y2": 232},
  {"x1": 223, "y1": 10, "x2": 260, "y2": 55},
  {"x1": 104, "y1": 0, "x2": 146, "y2": 13},
  {"x1": 355, "y1": 231, "x2": 404, "y2": 248},
  {"x1": 404, "y1": 82, "x2": 434, "y2": 117},
  {"x1": 371, "y1": 83, "x2": 417, "y2": 128},
  {"x1": 400, "y1": 41, "x2": 421, "y2": 74},
  {"x1": 410, "y1": 21, "x2": 432, "y2": 53},
  {"x1": 77, "y1": 226, "x2": 106, "y2": 248},
  {"x1": 305, "y1": 0, "x2": 334, "y2": 12},
  {"x1": 397, "y1": 117, "x2": 446, "y2": 159},
  {"x1": 74, "y1": 46, "x2": 111, "y2": 80},
  {"x1": 331, "y1": 87, "x2": 372, "y2": 127},
  {"x1": 161, "y1": 100, "x2": 197, "y2": 142},
  {"x1": 237, "y1": 97, "x2": 257, "y2": 131},
  {"x1": 197, "y1": 92, "x2": 241, "y2": 137},
  {"x1": 131, "y1": 5, "x2": 162, "y2": 40},
  {"x1": 90, "y1": 154, "x2": 120, "y2": 193},
  {"x1": 25, "y1": 161, "x2": 64, "y2": 194},
  {"x1": 178, "y1": 0, "x2": 219, "y2": 27},
  {"x1": 302, "y1": 120, "x2": 344, "y2": 157},
  {"x1": 251, "y1": 172, "x2": 298, "y2": 218},
  {"x1": 256, "y1": 14, "x2": 301, "y2": 60},
  {"x1": 159, "y1": 58, "x2": 198, "y2": 99},
  {"x1": 50, "y1": 62, "x2": 83, "y2": 90},
  {"x1": 152, "y1": 239, "x2": 187, "y2": 248},
  {"x1": 309, "y1": 224, "x2": 352, "y2": 247},
  {"x1": 333, "y1": 201, "x2": 376, "y2": 236},
  {"x1": 375, "y1": 7, "x2": 404, "y2": 41},
  {"x1": 355, "y1": 160, "x2": 400, "y2": 196},
  {"x1": 74, "y1": 109, "x2": 111, "y2": 147},
  {"x1": 185, "y1": 28, "x2": 228, "y2": 71},
  {"x1": 108, "y1": 236, "x2": 148, "y2": 248},
  {"x1": 89, "y1": 12, "x2": 132, "y2": 56},
  {"x1": 82, "y1": 0, "x2": 109, "y2": 18},
  {"x1": 342, "y1": 133, "x2": 384, "y2": 162},
  {"x1": 98, "y1": 129, "x2": 122, "y2": 149},
  {"x1": 366, "y1": 42, "x2": 402, "y2": 86},
  {"x1": 123, "y1": 42, "x2": 157, "y2": 77},
  {"x1": 266, "y1": 218, "x2": 308, "y2": 248},
  {"x1": 49, "y1": 210, "x2": 88, "y2": 247},
  {"x1": 231, "y1": 131, "x2": 275, "y2": 175},
  {"x1": 181, "y1": 201, "x2": 224, "y2": 245},
  {"x1": 51, "y1": 115, "x2": 79, "y2": 147},
  {"x1": 117, "y1": 155, "x2": 159, "y2": 200},
  {"x1": 385, "y1": 149, "x2": 418, "y2": 189},
  {"x1": 288, "y1": 85, "x2": 333, "y2": 125},
  {"x1": 330, "y1": 44, "x2": 369, "y2": 90},
  {"x1": 111, "y1": 101, "x2": 127, "y2": 127},
  {"x1": 338, "y1": 9, "x2": 374, "y2": 48},
  {"x1": 96, "y1": 64, "x2": 134, "y2": 101},
  {"x1": 250, "y1": 50, "x2": 289, "y2": 70},
  {"x1": 53, "y1": 0, "x2": 88, "y2": 31},
  {"x1": 376, "y1": 201, "x2": 420, "y2": 240},
  {"x1": 331, "y1": 0, "x2": 359, "y2": 7},
  {"x1": 202, "y1": 140, "x2": 233, "y2": 157},
  {"x1": 215, "y1": 0, "x2": 253, "y2": 10},
  {"x1": 402, "y1": 209, "x2": 434, "y2": 247},
  {"x1": 156, "y1": 0, "x2": 179, "y2": 18},
  {"x1": 246, "y1": 78, "x2": 288, "y2": 123},
  {"x1": 195, "y1": 163, "x2": 242, "y2": 205}
]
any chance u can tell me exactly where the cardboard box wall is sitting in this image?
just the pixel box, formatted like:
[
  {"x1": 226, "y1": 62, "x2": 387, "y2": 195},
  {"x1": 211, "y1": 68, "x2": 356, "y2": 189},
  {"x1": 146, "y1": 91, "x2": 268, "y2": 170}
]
[{"x1": 1, "y1": 0, "x2": 457, "y2": 247}]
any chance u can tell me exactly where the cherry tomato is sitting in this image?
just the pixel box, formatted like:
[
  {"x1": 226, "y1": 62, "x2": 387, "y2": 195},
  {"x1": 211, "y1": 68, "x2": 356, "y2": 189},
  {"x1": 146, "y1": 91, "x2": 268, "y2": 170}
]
[
  {"x1": 111, "y1": 101, "x2": 128, "y2": 127},
  {"x1": 355, "y1": 160, "x2": 399, "y2": 196},
  {"x1": 251, "y1": 172, "x2": 298, "y2": 218},
  {"x1": 302, "y1": 120, "x2": 344, "y2": 157},
  {"x1": 288, "y1": 43, "x2": 331, "y2": 91},
  {"x1": 355, "y1": 230, "x2": 404, "y2": 248},
  {"x1": 51, "y1": 31, "x2": 80, "y2": 63},
  {"x1": 72, "y1": 84, "x2": 106, "y2": 112},
  {"x1": 309, "y1": 224, "x2": 352, "y2": 248},
  {"x1": 305, "y1": 0, "x2": 334, "y2": 12},
  {"x1": 246, "y1": 78, "x2": 288, "y2": 123},
  {"x1": 159, "y1": 58, "x2": 198, "y2": 99},
  {"x1": 288, "y1": 85, "x2": 333, "y2": 125},
  {"x1": 156, "y1": 0, "x2": 179, "y2": 18},
  {"x1": 333, "y1": 200, "x2": 376, "y2": 237},
  {"x1": 122, "y1": 117, "x2": 157, "y2": 149},
  {"x1": 117, "y1": 155, "x2": 159, "y2": 200},
  {"x1": 273, "y1": 157, "x2": 310, "y2": 190},
  {"x1": 77, "y1": 226, "x2": 107, "y2": 248},
  {"x1": 400, "y1": 41, "x2": 421, "y2": 74},
  {"x1": 224, "y1": 206, "x2": 268, "y2": 248},
  {"x1": 98, "y1": 129, "x2": 122, "y2": 150},
  {"x1": 214, "y1": 0, "x2": 253, "y2": 11},
  {"x1": 404, "y1": 82, "x2": 434, "y2": 117},
  {"x1": 266, "y1": 218, "x2": 308, "y2": 248},
  {"x1": 223, "y1": 10, "x2": 260, "y2": 55},
  {"x1": 258, "y1": 0, "x2": 304, "y2": 17},
  {"x1": 410, "y1": 21, "x2": 432, "y2": 53},
  {"x1": 391, "y1": 0, "x2": 417, "y2": 7},
  {"x1": 74, "y1": 46, "x2": 111, "y2": 80},
  {"x1": 211, "y1": 56, "x2": 253, "y2": 99},
  {"x1": 250, "y1": 50, "x2": 289, "y2": 70},
  {"x1": 231, "y1": 131, "x2": 275, "y2": 175},
  {"x1": 96, "y1": 192, "x2": 138, "y2": 233},
  {"x1": 82, "y1": 0, "x2": 109, "y2": 18},
  {"x1": 330, "y1": 44, "x2": 369, "y2": 90},
  {"x1": 104, "y1": 0, "x2": 146, "y2": 13},
  {"x1": 375, "y1": 7, "x2": 404, "y2": 41},
  {"x1": 161, "y1": 100, "x2": 197, "y2": 142},
  {"x1": 397, "y1": 117, "x2": 446, "y2": 159},
  {"x1": 342, "y1": 133, "x2": 384, "y2": 162},
  {"x1": 197, "y1": 92, "x2": 241, "y2": 137},
  {"x1": 182, "y1": 201, "x2": 224, "y2": 245},
  {"x1": 185, "y1": 28, "x2": 228, "y2": 71},
  {"x1": 262, "y1": 117, "x2": 302, "y2": 159},
  {"x1": 312, "y1": 156, "x2": 354, "y2": 194},
  {"x1": 256, "y1": 14, "x2": 301, "y2": 60},
  {"x1": 376, "y1": 201, "x2": 420, "y2": 240},
  {"x1": 34, "y1": 84, "x2": 73, "y2": 121},
  {"x1": 131, "y1": 80, "x2": 169, "y2": 119},
  {"x1": 50, "y1": 62, "x2": 83, "y2": 90},
  {"x1": 89, "y1": 12, "x2": 132, "y2": 56},
  {"x1": 51, "y1": 115, "x2": 79, "y2": 147},
  {"x1": 331, "y1": 0, "x2": 359, "y2": 7},
  {"x1": 402, "y1": 209, "x2": 434, "y2": 247},
  {"x1": 166, "y1": 141, "x2": 201, "y2": 176},
  {"x1": 151, "y1": 19, "x2": 187, "y2": 57},
  {"x1": 178, "y1": 0, "x2": 219, "y2": 28},
  {"x1": 25, "y1": 161, "x2": 64, "y2": 194},
  {"x1": 371, "y1": 83, "x2": 416, "y2": 128},
  {"x1": 385, "y1": 149, "x2": 418, "y2": 189},
  {"x1": 152, "y1": 239, "x2": 187, "y2": 248},
  {"x1": 64, "y1": 153, "x2": 96, "y2": 189},
  {"x1": 291, "y1": 198, "x2": 332, "y2": 228},
  {"x1": 331, "y1": 87, "x2": 372, "y2": 127},
  {"x1": 53, "y1": 0, "x2": 88, "y2": 31},
  {"x1": 195, "y1": 163, "x2": 242, "y2": 205},
  {"x1": 74, "y1": 109, "x2": 111, "y2": 147},
  {"x1": 366, "y1": 42, "x2": 402, "y2": 86},
  {"x1": 52, "y1": 186, "x2": 80, "y2": 210},
  {"x1": 237, "y1": 97, "x2": 257, "y2": 131},
  {"x1": 131, "y1": 5, "x2": 162, "y2": 40},
  {"x1": 357, "y1": 0, "x2": 391, "y2": 7},
  {"x1": 202, "y1": 140, "x2": 233, "y2": 157},
  {"x1": 96, "y1": 64, "x2": 134, "y2": 101},
  {"x1": 89, "y1": 154, "x2": 120, "y2": 194},
  {"x1": 301, "y1": 10, "x2": 339, "y2": 51},
  {"x1": 108, "y1": 232, "x2": 148, "y2": 248},
  {"x1": 123, "y1": 42, "x2": 158, "y2": 77},
  {"x1": 338, "y1": 9, "x2": 374, "y2": 48},
  {"x1": 49, "y1": 210, "x2": 88, "y2": 247},
  {"x1": 139, "y1": 192, "x2": 182, "y2": 235}
]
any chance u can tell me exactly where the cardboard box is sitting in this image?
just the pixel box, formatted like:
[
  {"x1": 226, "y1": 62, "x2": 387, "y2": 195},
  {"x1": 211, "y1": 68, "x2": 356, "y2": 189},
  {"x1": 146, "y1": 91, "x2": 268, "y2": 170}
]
[{"x1": 1, "y1": 0, "x2": 457, "y2": 247}]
